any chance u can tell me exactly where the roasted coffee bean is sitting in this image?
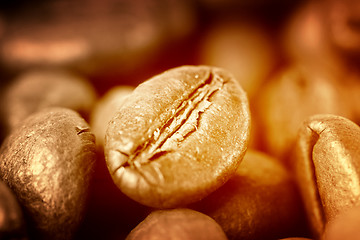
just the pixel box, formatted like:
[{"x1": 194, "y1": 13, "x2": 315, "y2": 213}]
[
  {"x1": 105, "y1": 65, "x2": 251, "y2": 208},
  {"x1": 191, "y1": 150, "x2": 308, "y2": 240},
  {"x1": 253, "y1": 65, "x2": 353, "y2": 162},
  {"x1": 0, "y1": 69, "x2": 97, "y2": 137},
  {"x1": 0, "y1": 180, "x2": 27, "y2": 239},
  {"x1": 126, "y1": 208, "x2": 228, "y2": 240},
  {"x1": 0, "y1": 107, "x2": 96, "y2": 240},
  {"x1": 293, "y1": 114, "x2": 360, "y2": 239}
]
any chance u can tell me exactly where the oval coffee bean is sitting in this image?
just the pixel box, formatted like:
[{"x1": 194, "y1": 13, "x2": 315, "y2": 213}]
[
  {"x1": 0, "y1": 107, "x2": 96, "y2": 240},
  {"x1": 191, "y1": 150, "x2": 308, "y2": 240},
  {"x1": 126, "y1": 208, "x2": 228, "y2": 240},
  {"x1": 293, "y1": 114, "x2": 360, "y2": 239},
  {"x1": 253, "y1": 65, "x2": 352, "y2": 162},
  {"x1": 105, "y1": 65, "x2": 251, "y2": 208},
  {"x1": 0, "y1": 180, "x2": 27, "y2": 239}
]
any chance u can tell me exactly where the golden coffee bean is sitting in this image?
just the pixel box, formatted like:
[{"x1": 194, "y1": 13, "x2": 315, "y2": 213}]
[
  {"x1": 0, "y1": 107, "x2": 96, "y2": 239},
  {"x1": 293, "y1": 114, "x2": 360, "y2": 239},
  {"x1": 126, "y1": 208, "x2": 228, "y2": 240},
  {"x1": 105, "y1": 65, "x2": 251, "y2": 208},
  {"x1": 191, "y1": 150, "x2": 308, "y2": 240}
]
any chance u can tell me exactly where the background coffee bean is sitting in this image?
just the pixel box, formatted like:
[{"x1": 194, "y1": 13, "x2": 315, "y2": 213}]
[
  {"x1": 0, "y1": 180, "x2": 27, "y2": 239},
  {"x1": 126, "y1": 208, "x2": 228, "y2": 240},
  {"x1": 105, "y1": 65, "x2": 251, "y2": 208},
  {"x1": 196, "y1": 18, "x2": 277, "y2": 101},
  {"x1": 0, "y1": 107, "x2": 96, "y2": 240},
  {"x1": 0, "y1": 68, "x2": 97, "y2": 141},
  {"x1": 253, "y1": 65, "x2": 353, "y2": 163},
  {"x1": 90, "y1": 85, "x2": 134, "y2": 148}
]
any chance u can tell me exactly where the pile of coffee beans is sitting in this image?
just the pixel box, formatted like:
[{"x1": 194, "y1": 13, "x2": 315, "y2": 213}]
[{"x1": 0, "y1": 0, "x2": 359, "y2": 239}]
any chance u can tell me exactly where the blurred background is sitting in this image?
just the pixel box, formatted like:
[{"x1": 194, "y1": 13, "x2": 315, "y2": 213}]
[{"x1": 0, "y1": 0, "x2": 305, "y2": 94}]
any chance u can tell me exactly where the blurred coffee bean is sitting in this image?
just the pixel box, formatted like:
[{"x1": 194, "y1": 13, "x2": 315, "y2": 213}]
[
  {"x1": 191, "y1": 149, "x2": 309, "y2": 240},
  {"x1": 282, "y1": 0, "x2": 360, "y2": 77},
  {"x1": 0, "y1": 180, "x2": 27, "y2": 239},
  {"x1": 0, "y1": 68, "x2": 97, "y2": 140},
  {"x1": 90, "y1": 85, "x2": 134, "y2": 148},
  {"x1": 282, "y1": 1, "x2": 340, "y2": 74},
  {"x1": 253, "y1": 64, "x2": 354, "y2": 162},
  {"x1": 196, "y1": 18, "x2": 277, "y2": 101},
  {"x1": 293, "y1": 114, "x2": 360, "y2": 239},
  {"x1": 126, "y1": 208, "x2": 228, "y2": 240},
  {"x1": 319, "y1": 0, "x2": 360, "y2": 55}
]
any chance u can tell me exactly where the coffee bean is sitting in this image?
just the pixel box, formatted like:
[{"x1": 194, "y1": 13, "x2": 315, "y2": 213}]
[
  {"x1": 105, "y1": 65, "x2": 251, "y2": 208},
  {"x1": 293, "y1": 114, "x2": 360, "y2": 238},
  {"x1": 253, "y1": 65, "x2": 353, "y2": 162},
  {"x1": 0, "y1": 107, "x2": 96, "y2": 239},
  {"x1": 126, "y1": 208, "x2": 228, "y2": 240}
]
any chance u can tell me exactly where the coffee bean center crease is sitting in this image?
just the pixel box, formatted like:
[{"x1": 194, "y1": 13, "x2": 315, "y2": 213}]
[{"x1": 113, "y1": 72, "x2": 225, "y2": 174}]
